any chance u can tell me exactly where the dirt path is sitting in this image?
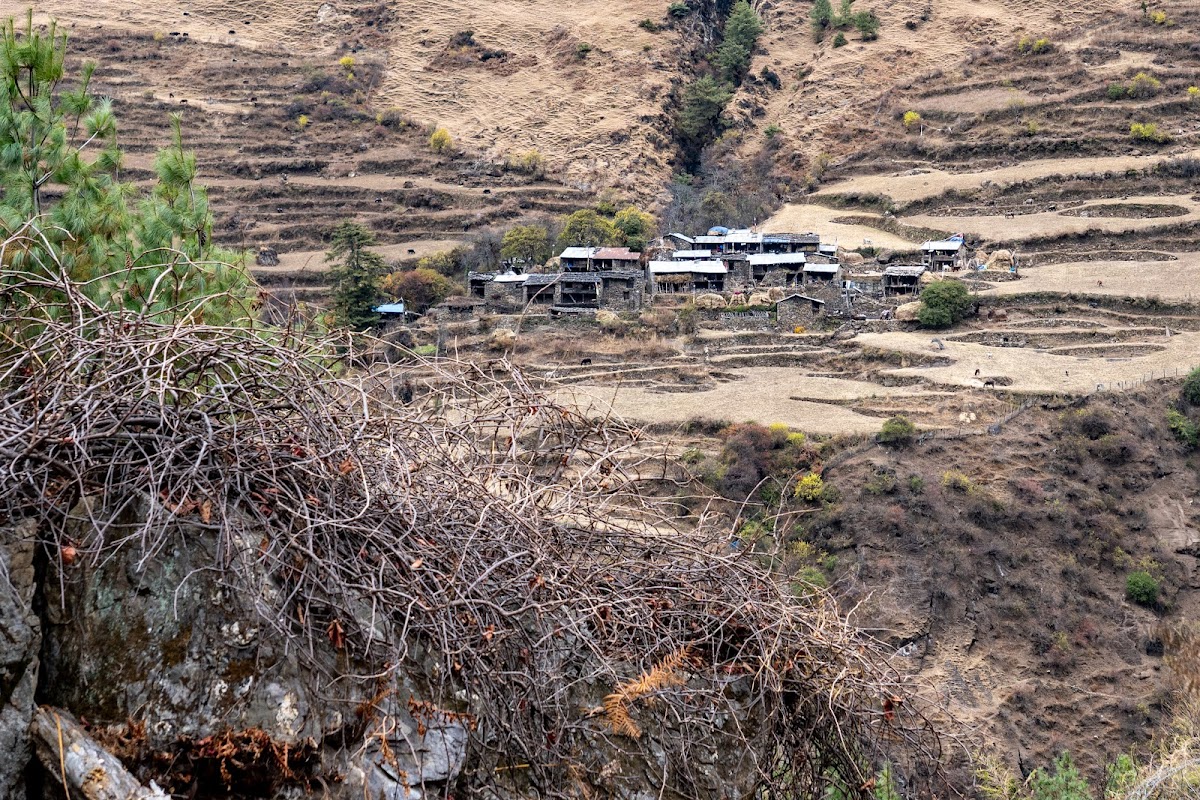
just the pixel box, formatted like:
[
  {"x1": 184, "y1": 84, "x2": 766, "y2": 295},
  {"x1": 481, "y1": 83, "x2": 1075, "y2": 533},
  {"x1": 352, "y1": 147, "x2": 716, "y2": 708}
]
[
  {"x1": 762, "y1": 204, "x2": 919, "y2": 249},
  {"x1": 815, "y1": 150, "x2": 1200, "y2": 206},
  {"x1": 902, "y1": 194, "x2": 1200, "y2": 241},
  {"x1": 854, "y1": 329, "x2": 1200, "y2": 393},
  {"x1": 987, "y1": 253, "x2": 1200, "y2": 302}
]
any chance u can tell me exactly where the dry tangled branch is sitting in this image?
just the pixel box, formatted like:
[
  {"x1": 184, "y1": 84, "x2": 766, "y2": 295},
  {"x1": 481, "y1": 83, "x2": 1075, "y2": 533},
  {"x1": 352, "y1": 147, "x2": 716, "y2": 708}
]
[{"x1": 0, "y1": 234, "x2": 949, "y2": 798}]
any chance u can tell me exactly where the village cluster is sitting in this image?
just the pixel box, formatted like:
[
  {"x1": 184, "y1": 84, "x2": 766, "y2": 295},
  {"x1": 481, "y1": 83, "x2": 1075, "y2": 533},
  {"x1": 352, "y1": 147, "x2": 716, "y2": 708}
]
[{"x1": 419, "y1": 226, "x2": 995, "y2": 329}]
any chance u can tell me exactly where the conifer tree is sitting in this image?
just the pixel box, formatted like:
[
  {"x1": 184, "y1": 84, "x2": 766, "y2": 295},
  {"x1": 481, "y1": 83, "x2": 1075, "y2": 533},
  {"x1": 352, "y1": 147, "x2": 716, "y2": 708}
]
[
  {"x1": 325, "y1": 222, "x2": 385, "y2": 331},
  {"x1": 1, "y1": 11, "x2": 251, "y2": 323}
]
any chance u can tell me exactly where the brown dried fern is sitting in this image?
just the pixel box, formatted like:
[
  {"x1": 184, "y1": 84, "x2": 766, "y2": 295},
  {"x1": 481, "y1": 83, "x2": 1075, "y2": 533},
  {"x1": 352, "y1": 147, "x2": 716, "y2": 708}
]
[{"x1": 602, "y1": 648, "x2": 690, "y2": 739}]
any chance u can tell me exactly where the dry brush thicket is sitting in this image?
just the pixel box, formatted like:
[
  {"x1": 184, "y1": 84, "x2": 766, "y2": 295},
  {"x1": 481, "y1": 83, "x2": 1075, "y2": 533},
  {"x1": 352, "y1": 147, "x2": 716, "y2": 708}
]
[{"x1": 0, "y1": 228, "x2": 946, "y2": 797}]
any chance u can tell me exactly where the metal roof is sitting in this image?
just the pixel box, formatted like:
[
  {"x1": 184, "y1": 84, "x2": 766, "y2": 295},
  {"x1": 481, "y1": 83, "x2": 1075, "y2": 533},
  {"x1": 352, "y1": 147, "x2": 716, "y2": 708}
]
[
  {"x1": 883, "y1": 265, "x2": 928, "y2": 277},
  {"x1": 748, "y1": 253, "x2": 807, "y2": 266},
  {"x1": 693, "y1": 235, "x2": 725, "y2": 244},
  {"x1": 374, "y1": 302, "x2": 407, "y2": 314},
  {"x1": 724, "y1": 229, "x2": 762, "y2": 244},
  {"x1": 921, "y1": 240, "x2": 964, "y2": 252},
  {"x1": 673, "y1": 249, "x2": 714, "y2": 260},
  {"x1": 559, "y1": 246, "x2": 599, "y2": 259},
  {"x1": 778, "y1": 293, "x2": 825, "y2": 304},
  {"x1": 492, "y1": 272, "x2": 528, "y2": 283},
  {"x1": 802, "y1": 263, "x2": 840, "y2": 273},
  {"x1": 665, "y1": 232, "x2": 695, "y2": 244},
  {"x1": 764, "y1": 233, "x2": 820, "y2": 243},
  {"x1": 648, "y1": 260, "x2": 727, "y2": 275}
]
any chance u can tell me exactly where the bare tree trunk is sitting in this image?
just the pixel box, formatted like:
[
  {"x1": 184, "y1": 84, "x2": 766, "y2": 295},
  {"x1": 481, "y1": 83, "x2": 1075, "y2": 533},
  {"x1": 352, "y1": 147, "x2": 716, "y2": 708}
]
[{"x1": 31, "y1": 707, "x2": 169, "y2": 800}]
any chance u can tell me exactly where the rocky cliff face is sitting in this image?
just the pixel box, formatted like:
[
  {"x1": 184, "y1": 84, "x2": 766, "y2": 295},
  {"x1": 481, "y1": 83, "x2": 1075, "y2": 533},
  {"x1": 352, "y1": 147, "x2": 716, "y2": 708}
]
[
  {"x1": 21, "y1": 502, "x2": 472, "y2": 799},
  {"x1": 0, "y1": 521, "x2": 38, "y2": 800}
]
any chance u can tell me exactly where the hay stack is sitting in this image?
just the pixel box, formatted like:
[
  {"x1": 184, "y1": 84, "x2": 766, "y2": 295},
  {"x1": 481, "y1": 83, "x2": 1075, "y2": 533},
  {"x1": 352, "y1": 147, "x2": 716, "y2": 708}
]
[{"x1": 895, "y1": 301, "x2": 922, "y2": 321}]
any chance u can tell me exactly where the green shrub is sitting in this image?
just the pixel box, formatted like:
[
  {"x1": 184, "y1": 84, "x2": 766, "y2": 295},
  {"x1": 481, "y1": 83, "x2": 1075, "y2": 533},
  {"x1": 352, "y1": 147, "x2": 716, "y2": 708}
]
[
  {"x1": 794, "y1": 472, "x2": 825, "y2": 502},
  {"x1": 1017, "y1": 36, "x2": 1052, "y2": 54},
  {"x1": 764, "y1": 123, "x2": 783, "y2": 139},
  {"x1": 863, "y1": 468, "x2": 897, "y2": 496},
  {"x1": 680, "y1": 447, "x2": 704, "y2": 465},
  {"x1": 1106, "y1": 83, "x2": 1127, "y2": 100},
  {"x1": 795, "y1": 566, "x2": 829, "y2": 590},
  {"x1": 1183, "y1": 367, "x2": 1200, "y2": 404},
  {"x1": 908, "y1": 475, "x2": 925, "y2": 493},
  {"x1": 1167, "y1": 409, "x2": 1199, "y2": 446},
  {"x1": 638, "y1": 18, "x2": 661, "y2": 32},
  {"x1": 1126, "y1": 571, "x2": 1160, "y2": 606},
  {"x1": 1130, "y1": 121, "x2": 1170, "y2": 143},
  {"x1": 576, "y1": 42, "x2": 593, "y2": 59},
  {"x1": 917, "y1": 280, "x2": 972, "y2": 328},
  {"x1": 832, "y1": 31, "x2": 848, "y2": 47},
  {"x1": 414, "y1": 344, "x2": 438, "y2": 356},
  {"x1": 429, "y1": 127, "x2": 453, "y2": 153},
  {"x1": 879, "y1": 415, "x2": 916, "y2": 445},
  {"x1": 902, "y1": 110, "x2": 921, "y2": 129},
  {"x1": 668, "y1": 1, "x2": 691, "y2": 17},
  {"x1": 1127, "y1": 71, "x2": 1162, "y2": 98},
  {"x1": 941, "y1": 470, "x2": 974, "y2": 493}
]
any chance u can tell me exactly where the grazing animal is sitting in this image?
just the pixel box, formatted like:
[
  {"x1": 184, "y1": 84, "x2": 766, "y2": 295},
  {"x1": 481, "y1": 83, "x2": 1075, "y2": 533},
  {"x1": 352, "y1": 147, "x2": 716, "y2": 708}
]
[
  {"x1": 580, "y1": 358, "x2": 592, "y2": 366},
  {"x1": 974, "y1": 368, "x2": 981, "y2": 377},
  {"x1": 930, "y1": 338, "x2": 945, "y2": 351},
  {"x1": 1097, "y1": 280, "x2": 1104, "y2": 287},
  {"x1": 983, "y1": 379, "x2": 996, "y2": 388}
]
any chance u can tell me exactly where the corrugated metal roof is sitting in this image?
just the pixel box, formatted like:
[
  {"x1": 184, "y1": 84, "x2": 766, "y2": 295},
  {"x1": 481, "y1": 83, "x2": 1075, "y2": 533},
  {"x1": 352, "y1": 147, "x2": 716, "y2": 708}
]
[
  {"x1": 492, "y1": 272, "x2": 528, "y2": 283},
  {"x1": 779, "y1": 293, "x2": 825, "y2": 304},
  {"x1": 883, "y1": 265, "x2": 927, "y2": 277},
  {"x1": 665, "y1": 232, "x2": 695, "y2": 244},
  {"x1": 921, "y1": 240, "x2": 964, "y2": 252},
  {"x1": 673, "y1": 249, "x2": 714, "y2": 260},
  {"x1": 694, "y1": 235, "x2": 725, "y2": 244},
  {"x1": 802, "y1": 263, "x2": 840, "y2": 273},
  {"x1": 748, "y1": 253, "x2": 807, "y2": 266},
  {"x1": 374, "y1": 302, "x2": 407, "y2": 314},
  {"x1": 724, "y1": 230, "x2": 762, "y2": 244},
  {"x1": 559, "y1": 246, "x2": 599, "y2": 259},
  {"x1": 648, "y1": 260, "x2": 727, "y2": 275}
]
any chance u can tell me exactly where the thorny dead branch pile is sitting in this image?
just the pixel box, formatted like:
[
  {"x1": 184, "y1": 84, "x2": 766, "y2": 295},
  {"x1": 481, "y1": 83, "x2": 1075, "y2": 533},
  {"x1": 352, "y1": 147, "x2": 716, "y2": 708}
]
[{"x1": 0, "y1": 249, "x2": 945, "y2": 797}]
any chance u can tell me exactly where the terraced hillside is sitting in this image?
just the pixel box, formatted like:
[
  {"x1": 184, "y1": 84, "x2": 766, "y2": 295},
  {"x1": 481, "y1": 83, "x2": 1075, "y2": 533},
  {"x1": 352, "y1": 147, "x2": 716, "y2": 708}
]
[{"x1": 38, "y1": 20, "x2": 593, "y2": 302}]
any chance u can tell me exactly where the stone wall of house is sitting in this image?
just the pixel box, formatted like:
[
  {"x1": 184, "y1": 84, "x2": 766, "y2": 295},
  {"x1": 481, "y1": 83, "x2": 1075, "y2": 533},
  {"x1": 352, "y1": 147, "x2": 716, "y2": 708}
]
[
  {"x1": 698, "y1": 308, "x2": 777, "y2": 331},
  {"x1": 598, "y1": 278, "x2": 643, "y2": 313},
  {"x1": 484, "y1": 280, "x2": 525, "y2": 313},
  {"x1": 776, "y1": 300, "x2": 822, "y2": 331}
]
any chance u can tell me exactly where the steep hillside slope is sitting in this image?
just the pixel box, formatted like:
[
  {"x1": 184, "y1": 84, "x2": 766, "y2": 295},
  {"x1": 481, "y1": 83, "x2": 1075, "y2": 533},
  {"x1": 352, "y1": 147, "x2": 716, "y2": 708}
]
[
  {"x1": 804, "y1": 384, "x2": 1200, "y2": 781},
  {"x1": 38, "y1": 0, "x2": 1163, "y2": 209}
]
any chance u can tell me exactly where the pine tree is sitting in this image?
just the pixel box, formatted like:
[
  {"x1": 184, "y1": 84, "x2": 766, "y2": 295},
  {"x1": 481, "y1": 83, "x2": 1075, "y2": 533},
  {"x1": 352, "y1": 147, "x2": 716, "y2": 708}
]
[
  {"x1": 678, "y1": 76, "x2": 733, "y2": 141},
  {"x1": 0, "y1": 11, "x2": 251, "y2": 324},
  {"x1": 810, "y1": 0, "x2": 834, "y2": 37},
  {"x1": 715, "y1": 1, "x2": 762, "y2": 84},
  {"x1": 325, "y1": 222, "x2": 385, "y2": 331}
]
